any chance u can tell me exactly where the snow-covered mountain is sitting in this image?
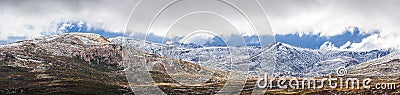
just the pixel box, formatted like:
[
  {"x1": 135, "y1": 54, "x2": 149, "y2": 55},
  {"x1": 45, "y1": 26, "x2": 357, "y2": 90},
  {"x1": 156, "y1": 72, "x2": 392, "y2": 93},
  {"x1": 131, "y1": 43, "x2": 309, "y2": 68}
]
[
  {"x1": 110, "y1": 37, "x2": 392, "y2": 77},
  {"x1": 109, "y1": 37, "x2": 263, "y2": 68},
  {"x1": 263, "y1": 42, "x2": 391, "y2": 77},
  {"x1": 348, "y1": 50, "x2": 400, "y2": 76}
]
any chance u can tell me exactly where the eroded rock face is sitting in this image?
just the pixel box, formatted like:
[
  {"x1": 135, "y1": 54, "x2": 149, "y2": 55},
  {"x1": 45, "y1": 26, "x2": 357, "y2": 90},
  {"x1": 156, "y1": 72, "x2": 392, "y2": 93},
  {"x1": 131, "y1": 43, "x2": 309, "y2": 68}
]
[{"x1": 74, "y1": 44, "x2": 122, "y2": 64}]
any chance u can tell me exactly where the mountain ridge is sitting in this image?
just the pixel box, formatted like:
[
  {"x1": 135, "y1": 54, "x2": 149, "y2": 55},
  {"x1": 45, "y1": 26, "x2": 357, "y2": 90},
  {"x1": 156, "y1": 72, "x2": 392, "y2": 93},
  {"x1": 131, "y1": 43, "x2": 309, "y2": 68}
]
[{"x1": 110, "y1": 37, "x2": 392, "y2": 77}]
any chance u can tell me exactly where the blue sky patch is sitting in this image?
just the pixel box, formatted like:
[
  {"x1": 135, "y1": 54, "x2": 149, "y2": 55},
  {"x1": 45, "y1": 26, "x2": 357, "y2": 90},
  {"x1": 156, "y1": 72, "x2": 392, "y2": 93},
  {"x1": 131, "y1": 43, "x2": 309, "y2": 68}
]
[
  {"x1": 275, "y1": 27, "x2": 378, "y2": 49},
  {"x1": 127, "y1": 27, "x2": 375, "y2": 49},
  {"x1": 0, "y1": 21, "x2": 378, "y2": 50},
  {"x1": 0, "y1": 36, "x2": 27, "y2": 45},
  {"x1": 57, "y1": 21, "x2": 124, "y2": 38}
]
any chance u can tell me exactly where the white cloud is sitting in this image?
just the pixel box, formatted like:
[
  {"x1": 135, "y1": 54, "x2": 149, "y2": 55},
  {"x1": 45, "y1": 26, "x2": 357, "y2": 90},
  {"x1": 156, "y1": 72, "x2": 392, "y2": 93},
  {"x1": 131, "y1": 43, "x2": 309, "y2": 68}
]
[
  {"x1": 1, "y1": 0, "x2": 399, "y2": 50},
  {"x1": 346, "y1": 34, "x2": 400, "y2": 51},
  {"x1": 321, "y1": 33, "x2": 400, "y2": 51},
  {"x1": 261, "y1": 0, "x2": 400, "y2": 36},
  {"x1": 124, "y1": 0, "x2": 275, "y2": 39},
  {"x1": 260, "y1": 0, "x2": 400, "y2": 50},
  {"x1": 0, "y1": 0, "x2": 138, "y2": 40},
  {"x1": 179, "y1": 30, "x2": 216, "y2": 45},
  {"x1": 339, "y1": 41, "x2": 352, "y2": 49},
  {"x1": 320, "y1": 41, "x2": 338, "y2": 50}
]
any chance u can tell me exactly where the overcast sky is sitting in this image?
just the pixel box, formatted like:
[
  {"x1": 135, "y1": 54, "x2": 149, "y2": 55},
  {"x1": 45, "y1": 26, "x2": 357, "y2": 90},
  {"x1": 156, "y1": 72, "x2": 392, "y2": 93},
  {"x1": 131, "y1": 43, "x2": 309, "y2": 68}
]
[{"x1": 1, "y1": 0, "x2": 400, "y2": 50}]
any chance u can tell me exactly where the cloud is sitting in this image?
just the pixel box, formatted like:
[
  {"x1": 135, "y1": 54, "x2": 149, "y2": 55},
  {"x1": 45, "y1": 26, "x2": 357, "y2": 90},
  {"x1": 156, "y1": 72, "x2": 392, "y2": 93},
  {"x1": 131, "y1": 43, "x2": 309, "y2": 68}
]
[
  {"x1": 276, "y1": 27, "x2": 377, "y2": 49},
  {"x1": 1, "y1": 0, "x2": 399, "y2": 50},
  {"x1": 0, "y1": 0, "x2": 137, "y2": 41},
  {"x1": 259, "y1": 0, "x2": 400, "y2": 50},
  {"x1": 124, "y1": 0, "x2": 275, "y2": 40},
  {"x1": 260, "y1": 0, "x2": 400, "y2": 35},
  {"x1": 319, "y1": 41, "x2": 338, "y2": 50},
  {"x1": 179, "y1": 31, "x2": 216, "y2": 45},
  {"x1": 0, "y1": 36, "x2": 27, "y2": 45},
  {"x1": 346, "y1": 33, "x2": 400, "y2": 51},
  {"x1": 55, "y1": 21, "x2": 124, "y2": 38}
]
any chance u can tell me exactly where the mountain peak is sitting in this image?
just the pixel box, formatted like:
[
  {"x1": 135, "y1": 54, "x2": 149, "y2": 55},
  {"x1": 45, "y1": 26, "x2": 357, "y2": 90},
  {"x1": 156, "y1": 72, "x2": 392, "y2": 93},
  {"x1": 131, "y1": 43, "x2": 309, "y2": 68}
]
[
  {"x1": 32, "y1": 32, "x2": 112, "y2": 45},
  {"x1": 274, "y1": 42, "x2": 297, "y2": 47},
  {"x1": 64, "y1": 32, "x2": 111, "y2": 44},
  {"x1": 268, "y1": 42, "x2": 305, "y2": 51}
]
